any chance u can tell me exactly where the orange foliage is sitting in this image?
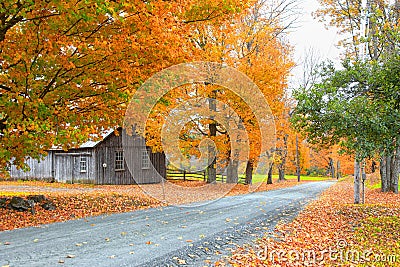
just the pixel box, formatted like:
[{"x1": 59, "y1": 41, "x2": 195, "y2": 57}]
[
  {"x1": 0, "y1": 0, "x2": 252, "y2": 171},
  {"x1": 142, "y1": 2, "x2": 293, "y2": 173}
]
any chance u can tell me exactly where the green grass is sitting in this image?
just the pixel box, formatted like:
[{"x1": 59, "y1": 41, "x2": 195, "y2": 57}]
[
  {"x1": 167, "y1": 170, "x2": 330, "y2": 184},
  {"x1": 369, "y1": 182, "x2": 400, "y2": 190},
  {"x1": 354, "y1": 216, "x2": 400, "y2": 266},
  {"x1": 276, "y1": 174, "x2": 330, "y2": 181},
  {"x1": 238, "y1": 174, "x2": 329, "y2": 184}
]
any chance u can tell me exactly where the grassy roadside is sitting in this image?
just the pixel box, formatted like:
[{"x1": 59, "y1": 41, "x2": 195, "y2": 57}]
[
  {"x1": 369, "y1": 182, "x2": 400, "y2": 190},
  {"x1": 166, "y1": 173, "x2": 330, "y2": 184},
  {"x1": 250, "y1": 174, "x2": 329, "y2": 183},
  {"x1": 220, "y1": 178, "x2": 400, "y2": 267}
]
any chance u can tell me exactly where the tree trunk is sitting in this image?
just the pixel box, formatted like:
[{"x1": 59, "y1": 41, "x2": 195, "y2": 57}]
[
  {"x1": 278, "y1": 135, "x2": 288, "y2": 182},
  {"x1": 380, "y1": 157, "x2": 389, "y2": 192},
  {"x1": 245, "y1": 160, "x2": 253, "y2": 185},
  {"x1": 354, "y1": 160, "x2": 361, "y2": 204},
  {"x1": 386, "y1": 155, "x2": 392, "y2": 192},
  {"x1": 390, "y1": 146, "x2": 400, "y2": 194},
  {"x1": 226, "y1": 159, "x2": 239, "y2": 184},
  {"x1": 278, "y1": 168, "x2": 285, "y2": 182},
  {"x1": 295, "y1": 135, "x2": 301, "y2": 182},
  {"x1": 380, "y1": 148, "x2": 400, "y2": 194},
  {"x1": 207, "y1": 94, "x2": 217, "y2": 183},
  {"x1": 336, "y1": 160, "x2": 341, "y2": 179},
  {"x1": 267, "y1": 163, "x2": 273, "y2": 184},
  {"x1": 371, "y1": 160, "x2": 376, "y2": 173},
  {"x1": 361, "y1": 161, "x2": 366, "y2": 204},
  {"x1": 207, "y1": 160, "x2": 216, "y2": 183},
  {"x1": 328, "y1": 158, "x2": 335, "y2": 179}
]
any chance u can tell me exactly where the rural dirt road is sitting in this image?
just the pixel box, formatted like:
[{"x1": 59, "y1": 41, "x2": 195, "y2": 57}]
[{"x1": 0, "y1": 181, "x2": 334, "y2": 266}]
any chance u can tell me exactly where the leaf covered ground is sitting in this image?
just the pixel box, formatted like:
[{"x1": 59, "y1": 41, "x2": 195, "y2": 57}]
[
  {"x1": 221, "y1": 178, "x2": 400, "y2": 267},
  {"x1": 0, "y1": 179, "x2": 301, "y2": 231}
]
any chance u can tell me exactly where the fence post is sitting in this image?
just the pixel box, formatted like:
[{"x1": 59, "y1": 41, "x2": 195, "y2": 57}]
[
  {"x1": 183, "y1": 170, "x2": 186, "y2": 181},
  {"x1": 203, "y1": 170, "x2": 206, "y2": 181}
]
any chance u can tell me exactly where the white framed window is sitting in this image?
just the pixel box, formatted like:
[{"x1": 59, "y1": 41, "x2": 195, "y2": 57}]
[
  {"x1": 141, "y1": 149, "x2": 150, "y2": 169},
  {"x1": 80, "y1": 156, "x2": 87, "y2": 173},
  {"x1": 115, "y1": 150, "x2": 124, "y2": 171}
]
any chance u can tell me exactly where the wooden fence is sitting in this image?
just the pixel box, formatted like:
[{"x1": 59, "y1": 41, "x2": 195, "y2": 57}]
[{"x1": 166, "y1": 168, "x2": 245, "y2": 183}]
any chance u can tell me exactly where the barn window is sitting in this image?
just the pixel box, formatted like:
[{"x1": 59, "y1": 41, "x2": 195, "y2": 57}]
[
  {"x1": 115, "y1": 150, "x2": 124, "y2": 171},
  {"x1": 80, "y1": 156, "x2": 87, "y2": 173},
  {"x1": 141, "y1": 149, "x2": 150, "y2": 169}
]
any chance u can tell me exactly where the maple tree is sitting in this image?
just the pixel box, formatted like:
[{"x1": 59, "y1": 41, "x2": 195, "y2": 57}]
[
  {"x1": 0, "y1": 0, "x2": 251, "y2": 172},
  {"x1": 198, "y1": 1, "x2": 294, "y2": 184},
  {"x1": 128, "y1": 0, "x2": 295, "y2": 185}
]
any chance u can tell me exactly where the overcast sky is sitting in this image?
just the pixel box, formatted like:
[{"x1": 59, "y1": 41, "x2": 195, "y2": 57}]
[{"x1": 288, "y1": 0, "x2": 342, "y2": 88}]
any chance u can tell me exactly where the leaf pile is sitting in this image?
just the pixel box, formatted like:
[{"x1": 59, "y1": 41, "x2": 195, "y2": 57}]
[
  {"x1": 221, "y1": 179, "x2": 400, "y2": 266},
  {"x1": 0, "y1": 192, "x2": 159, "y2": 231},
  {"x1": 0, "y1": 180, "x2": 300, "y2": 231}
]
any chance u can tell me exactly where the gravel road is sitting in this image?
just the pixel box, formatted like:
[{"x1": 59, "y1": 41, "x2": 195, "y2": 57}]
[{"x1": 0, "y1": 181, "x2": 334, "y2": 267}]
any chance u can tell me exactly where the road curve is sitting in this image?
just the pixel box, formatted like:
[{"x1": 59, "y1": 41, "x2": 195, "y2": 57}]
[{"x1": 0, "y1": 181, "x2": 334, "y2": 267}]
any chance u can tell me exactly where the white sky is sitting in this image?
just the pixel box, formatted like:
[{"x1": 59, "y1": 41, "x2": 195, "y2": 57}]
[{"x1": 288, "y1": 0, "x2": 343, "y2": 88}]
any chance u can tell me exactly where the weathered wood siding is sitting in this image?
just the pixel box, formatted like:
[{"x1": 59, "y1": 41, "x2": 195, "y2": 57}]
[
  {"x1": 9, "y1": 154, "x2": 53, "y2": 180},
  {"x1": 95, "y1": 131, "x2": 164, "y2": 184},
  {"x1": 94, "y1": 131, "x2": 135, "y2": 184},
  {"x1": 9, "y1": 129, "x2": 166, "y2": 185},
  {"x1": 53, "y1": 149, "x2": 95, "y2": 183},
  {"x1": 150, "y1": 152, "x2": 166, "y2": 181}
]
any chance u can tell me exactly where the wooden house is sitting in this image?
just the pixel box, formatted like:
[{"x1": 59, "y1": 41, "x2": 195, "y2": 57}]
[{"x1": 9, "y1": 128, "x2": 166, "y2": 184}]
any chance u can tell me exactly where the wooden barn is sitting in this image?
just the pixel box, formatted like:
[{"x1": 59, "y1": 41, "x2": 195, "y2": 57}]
[{"x1": 9, "y1": 128, "x2": 166, "y2": 184}]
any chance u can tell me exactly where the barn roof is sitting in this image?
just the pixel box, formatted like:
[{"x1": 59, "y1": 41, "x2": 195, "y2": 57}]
[
  {"x1": 79, "y1": 129, "x2": 116, "y2": 148},
  {"x1": 50, "y1": 129, "x2": 116, "y2": 150}
]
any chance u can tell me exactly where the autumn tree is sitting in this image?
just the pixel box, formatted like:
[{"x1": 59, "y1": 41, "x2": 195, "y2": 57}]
[
  {"x1": 316, "y1": 0, "x2": 399, "y2": 59},
  {"x1": 0, "y1": 0, "x2": 250, "y2": 172},
  {"x1": 134, "y1": 0, "x2": 295, "y2": 185},
  {"x1": 219, "y1": 1, "x2": 294, "y2": 184}
]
